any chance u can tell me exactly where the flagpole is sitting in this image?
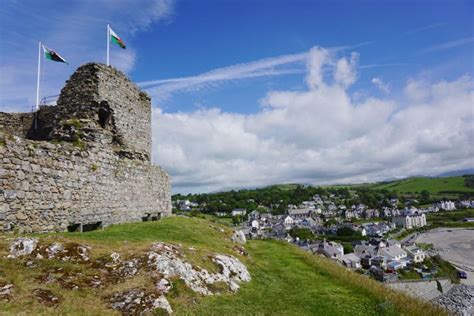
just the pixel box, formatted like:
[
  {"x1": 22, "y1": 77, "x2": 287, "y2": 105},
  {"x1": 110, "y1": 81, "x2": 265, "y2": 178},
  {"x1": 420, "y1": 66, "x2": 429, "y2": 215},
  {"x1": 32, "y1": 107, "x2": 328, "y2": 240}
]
[
  {"x1": 35, "y1": 41, "x2": 42, "y2": 129},
  {"x1": 106, "y1": 24, "x2": 110, "y2": 66},
  {"x1": 36, "y1": 41, "x2": 41, "y2": 111}
]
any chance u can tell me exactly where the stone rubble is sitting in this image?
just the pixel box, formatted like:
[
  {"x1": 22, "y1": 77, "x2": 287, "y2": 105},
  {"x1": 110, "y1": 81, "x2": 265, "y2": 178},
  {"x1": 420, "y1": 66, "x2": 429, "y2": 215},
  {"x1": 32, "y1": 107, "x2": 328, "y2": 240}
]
[{"x1": 432, "y1": 285, "x2": 474, "y2": 316}]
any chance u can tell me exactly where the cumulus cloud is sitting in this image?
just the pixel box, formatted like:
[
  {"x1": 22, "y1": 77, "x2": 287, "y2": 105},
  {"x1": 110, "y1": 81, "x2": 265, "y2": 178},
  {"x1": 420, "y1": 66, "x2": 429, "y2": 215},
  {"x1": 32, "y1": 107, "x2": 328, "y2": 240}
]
[
  {"x1": 151, "y1": 46, "x2": 474, "y2": 193},
  {"x1": 334, "y1": 52, "x2": 359, "y2": 87},
  {"x1": 372, "y1": 77, "x2": 390, "y2": 93}
]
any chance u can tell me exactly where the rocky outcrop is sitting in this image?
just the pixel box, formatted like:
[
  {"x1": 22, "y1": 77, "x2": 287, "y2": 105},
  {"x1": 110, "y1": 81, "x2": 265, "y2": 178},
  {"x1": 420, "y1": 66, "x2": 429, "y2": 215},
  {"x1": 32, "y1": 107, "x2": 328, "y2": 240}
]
[
  {"x1": 5, "y1": 238, "x2": 251, "y2": 315},
  {"x1": 147, "y1": 242, "x2": 250, "y2": 295}
]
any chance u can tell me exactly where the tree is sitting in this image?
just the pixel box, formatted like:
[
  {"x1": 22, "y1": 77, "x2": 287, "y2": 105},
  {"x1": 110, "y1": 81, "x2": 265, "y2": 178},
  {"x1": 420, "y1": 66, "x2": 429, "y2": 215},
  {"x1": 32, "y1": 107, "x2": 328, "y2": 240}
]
[
  {"x1": 289, "y1": 227, "x2": 315, "y2": 241},
  {"x1": 232, "y1": 215, "x2": 243, "y2": 225},
  {"x1": 336, "y1": 226, "x2": 362, "y2": 236},
  {"x1": 420, "y1": 190, "x2": 430, "y2": 202}
]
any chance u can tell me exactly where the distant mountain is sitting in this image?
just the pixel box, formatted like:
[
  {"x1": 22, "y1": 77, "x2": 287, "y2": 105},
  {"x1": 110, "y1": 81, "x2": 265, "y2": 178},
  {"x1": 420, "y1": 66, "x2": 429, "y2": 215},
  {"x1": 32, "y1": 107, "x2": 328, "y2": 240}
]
[{"x1": 436, "y1": 168, "x2": 474, "y2": 177}]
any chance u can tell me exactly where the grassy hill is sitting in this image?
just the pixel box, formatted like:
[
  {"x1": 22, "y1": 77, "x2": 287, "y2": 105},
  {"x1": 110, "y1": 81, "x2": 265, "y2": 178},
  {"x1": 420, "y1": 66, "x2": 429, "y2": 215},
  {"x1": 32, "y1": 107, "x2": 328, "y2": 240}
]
[
  {"x1": 368, "y1": 176, "x2": 474, "y2": 198},
  {"x1": 0, "y1": 217, "x2": 446, "y2": 315}
]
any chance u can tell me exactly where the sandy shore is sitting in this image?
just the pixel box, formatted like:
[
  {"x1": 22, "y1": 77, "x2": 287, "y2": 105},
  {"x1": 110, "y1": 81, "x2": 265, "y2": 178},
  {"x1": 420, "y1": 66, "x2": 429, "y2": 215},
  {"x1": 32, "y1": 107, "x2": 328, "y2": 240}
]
[{"x1": 415, "y1": 228, "x2": 474, "y2": 285}]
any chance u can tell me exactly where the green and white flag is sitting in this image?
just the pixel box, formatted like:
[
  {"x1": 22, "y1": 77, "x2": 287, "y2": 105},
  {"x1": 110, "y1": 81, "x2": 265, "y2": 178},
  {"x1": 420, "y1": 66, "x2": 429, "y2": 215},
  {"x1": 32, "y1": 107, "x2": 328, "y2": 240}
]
[{"x1": 109, "y1": 27, "x2": 126, "y2": 49}]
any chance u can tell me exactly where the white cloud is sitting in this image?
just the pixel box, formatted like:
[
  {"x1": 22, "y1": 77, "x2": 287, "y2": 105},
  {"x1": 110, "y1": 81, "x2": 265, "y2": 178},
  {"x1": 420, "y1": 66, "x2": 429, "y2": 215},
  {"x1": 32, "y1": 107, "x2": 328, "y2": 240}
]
[
  {"x1": 419, "y1": 37, "x2": 474, "y2": 54},
  {"x1": 305, "y1": 47, "x2": 330, "y2": 89},
  {"x1": 334, "y1": 52, "x2": 358, "y2": 88},
  {"x1": 151, "y1": 46, "x2": 474, "y2": 193},
  {"x1": 371, "y1": 77, "x2": 390, "y2": 93},
  {"x1": 140, "y1": 51, "x2": 308, "y2": 102}
]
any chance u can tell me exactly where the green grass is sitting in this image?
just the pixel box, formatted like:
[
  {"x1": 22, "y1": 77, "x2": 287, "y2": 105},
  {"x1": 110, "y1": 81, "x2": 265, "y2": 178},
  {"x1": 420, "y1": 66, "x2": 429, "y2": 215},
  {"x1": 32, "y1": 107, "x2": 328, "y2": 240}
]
[
  {"x1": 427, "y1": 209, "x2": 474, "y2": 228},
  {"x1": 398, "y1": 270, "x2": 422, "y2": 280},
  {"x1": 370, "y1": 176, "x2": 474, "y2": 196},
  {"x1": 0, "y1": 217, "x2": 446, "y2": 315},
  {"x1": 200, "y1": 214, "x2": 234, "y2": 226},
  {"x1": 427, "y1": 209, "x2": 474, "y2": 222}
]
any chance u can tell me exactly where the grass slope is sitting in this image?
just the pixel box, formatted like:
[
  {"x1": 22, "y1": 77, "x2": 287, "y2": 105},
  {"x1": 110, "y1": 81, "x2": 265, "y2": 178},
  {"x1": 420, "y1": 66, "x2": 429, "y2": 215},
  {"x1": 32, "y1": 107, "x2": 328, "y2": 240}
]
[
  {"x1": 0, "y1": 217, "x2": 445, "y2": 315},
  {"x1": 370, "y1": 176, "x2": 474, "y2": 196}
]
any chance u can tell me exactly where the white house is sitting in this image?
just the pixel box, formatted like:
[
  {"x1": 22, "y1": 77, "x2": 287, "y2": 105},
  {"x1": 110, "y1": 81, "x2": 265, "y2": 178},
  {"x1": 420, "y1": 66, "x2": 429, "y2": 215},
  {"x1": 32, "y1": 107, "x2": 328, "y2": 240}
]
[
  {"x1": 251, "y1": 219, "x2": 260, "y2": 229},
  {"x1": 378, "y1": 245, "x2": 407, "y2": 261},
  {"x1": 284, "y1": 215, "x2": 294, "y2": 226},
  {"x1": 231, "y1": 209, "x2": 247, "y2": 217},
  {"x1": 392, "y1": 213, "x2": 426, "y2": 229},
  {"x1": 404, "y1": 245, "x2": 426, "y2": 263}
]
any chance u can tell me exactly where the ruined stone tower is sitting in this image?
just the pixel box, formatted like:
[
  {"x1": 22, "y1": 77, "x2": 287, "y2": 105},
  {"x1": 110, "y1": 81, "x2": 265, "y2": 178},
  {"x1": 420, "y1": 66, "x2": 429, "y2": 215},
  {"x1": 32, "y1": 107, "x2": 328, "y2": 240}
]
[{"x1": 0, "y1": 63, "x2": 172, "y2": 233}]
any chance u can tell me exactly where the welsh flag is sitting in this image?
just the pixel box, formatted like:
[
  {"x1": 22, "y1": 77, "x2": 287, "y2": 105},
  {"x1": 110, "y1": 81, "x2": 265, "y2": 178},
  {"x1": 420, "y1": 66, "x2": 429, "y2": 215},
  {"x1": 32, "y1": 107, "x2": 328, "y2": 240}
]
[
  {"x1": 110, "y1": 27, "x2": 126, "y2": 49},
  {"x1": 42, "y1": 45, "x2": 68, "y2": 64}
]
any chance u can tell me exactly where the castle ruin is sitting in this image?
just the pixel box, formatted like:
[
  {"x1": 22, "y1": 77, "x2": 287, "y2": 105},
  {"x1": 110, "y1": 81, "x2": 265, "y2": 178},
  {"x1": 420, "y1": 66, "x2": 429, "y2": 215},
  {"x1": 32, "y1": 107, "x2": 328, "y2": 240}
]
[{"x1": 0, "y1": 63, "x2": 172, "y2": 233}]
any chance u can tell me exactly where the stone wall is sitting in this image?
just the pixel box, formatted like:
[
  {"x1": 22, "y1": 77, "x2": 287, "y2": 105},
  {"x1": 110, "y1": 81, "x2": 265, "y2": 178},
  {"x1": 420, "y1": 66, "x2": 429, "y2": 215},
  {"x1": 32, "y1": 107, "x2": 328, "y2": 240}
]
[
  {"x1": 0, "y1": 139, "x2": 170, "y2": 232},
  {"x1": 0, "y1": 112, "x2": 33, "y2": 138},
  {"x1": 0, "y1": 63, "x2": 171, "y2": 232}
]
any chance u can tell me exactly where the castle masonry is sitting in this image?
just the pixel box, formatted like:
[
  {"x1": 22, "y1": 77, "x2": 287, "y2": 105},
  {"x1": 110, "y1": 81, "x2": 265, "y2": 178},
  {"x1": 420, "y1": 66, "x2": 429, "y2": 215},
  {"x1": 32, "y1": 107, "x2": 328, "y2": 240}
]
[{"x1": 0, "y1": 63, "x2": 171, "y2": 233}]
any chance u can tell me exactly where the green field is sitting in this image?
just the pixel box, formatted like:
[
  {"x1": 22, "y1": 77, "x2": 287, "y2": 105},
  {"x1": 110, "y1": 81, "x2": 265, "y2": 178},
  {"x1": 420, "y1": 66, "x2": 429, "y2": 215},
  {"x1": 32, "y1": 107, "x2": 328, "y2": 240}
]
[
  {"x1": 426, "y1": 209, "x2": 474, "y2": 229},
  {"x1": 0, "y1": 217, "x2": 445, "y2": 315},
  {"x1": 369, "y1": 176, "x2": 474, "y2": 197}
]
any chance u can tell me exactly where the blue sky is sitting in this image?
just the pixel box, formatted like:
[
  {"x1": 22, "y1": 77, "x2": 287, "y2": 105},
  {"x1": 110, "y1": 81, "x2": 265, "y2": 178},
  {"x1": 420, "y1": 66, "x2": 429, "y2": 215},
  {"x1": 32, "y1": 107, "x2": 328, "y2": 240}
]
[{"x1": 1, "y1": 0, "x2": 473, "y2": 193}]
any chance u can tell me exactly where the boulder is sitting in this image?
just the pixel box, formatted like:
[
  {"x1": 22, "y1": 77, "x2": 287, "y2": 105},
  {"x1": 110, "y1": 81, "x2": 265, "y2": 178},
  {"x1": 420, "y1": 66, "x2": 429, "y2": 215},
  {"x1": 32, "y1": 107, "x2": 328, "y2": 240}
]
[
  {"x1": 231, "y1": 230, "x2": 246, "y2": 244},
  {"x1": 7, "y1": 237, "x2": 38, "y2": 258}
]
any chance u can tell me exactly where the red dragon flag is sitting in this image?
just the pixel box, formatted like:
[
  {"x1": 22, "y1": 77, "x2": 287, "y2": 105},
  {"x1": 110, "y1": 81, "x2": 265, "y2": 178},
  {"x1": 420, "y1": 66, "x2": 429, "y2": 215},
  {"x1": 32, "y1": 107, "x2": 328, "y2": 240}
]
[
  {"x1": 42, "y1": 44, "x2": 68, "y2": 64},
  {"x1": 107, "y1": 24, "x2": 126, "y2": 66},
  {"x1": 109, "y1": 26, "x2": 126, "y2": 49}
]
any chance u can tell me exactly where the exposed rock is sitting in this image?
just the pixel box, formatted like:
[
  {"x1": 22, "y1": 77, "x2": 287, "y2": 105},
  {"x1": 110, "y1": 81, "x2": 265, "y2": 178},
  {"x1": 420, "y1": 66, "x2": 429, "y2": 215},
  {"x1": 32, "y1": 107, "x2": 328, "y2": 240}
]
[
  {"x1": 0, "y1": 283, "x2": 14, "y2": 300},
  {"x1": 35, "y1": 242, "x2": 90, "y2": 262},
  {"x1": 107, "y1": 288, "x2": 172, "y2": 315},
  {"x1": 32, "y1": 288, "x2": 61, "y2": 307},
  {"x1": 156, "y1": 278, "x2": 172, "y2": 294},
  {"x1": 147, "y1": 242, "x2": 251, "y2": 295},
  {"x1": 231, "y1": 230, "x2": 246, "y2": 244},
  {"x1": 432, "y1": 285, "x2": 474, "y2": 315},
  {"x1": 233, "y1": 245, "x2": 248, "y2": 256},
  {"x1": 7, "y1": 237, "x2": 38, "y2": 258},
  {"x1": 213, "y1": 254, "x2": 251, "y2": 292},
  {"x1": 45, "y1": 242, "x2": 65, "y2": 259}
]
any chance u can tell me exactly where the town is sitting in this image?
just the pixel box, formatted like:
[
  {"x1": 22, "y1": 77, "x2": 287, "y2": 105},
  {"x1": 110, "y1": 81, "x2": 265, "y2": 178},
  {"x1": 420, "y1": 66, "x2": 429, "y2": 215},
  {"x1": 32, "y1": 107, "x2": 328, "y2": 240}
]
[{"x1": 173, "y1": 183, "x2": 474, "y2": 284}]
